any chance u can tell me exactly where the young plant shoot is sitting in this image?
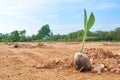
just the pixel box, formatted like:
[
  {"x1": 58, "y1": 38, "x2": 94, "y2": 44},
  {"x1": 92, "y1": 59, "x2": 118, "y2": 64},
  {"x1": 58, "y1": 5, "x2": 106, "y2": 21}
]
[
  {"x1": 74, "y1": 9, "x2": 95, "y2": 72},
  {"x1": 80, "y1": 9, "x2": 95, "y2": 53}
]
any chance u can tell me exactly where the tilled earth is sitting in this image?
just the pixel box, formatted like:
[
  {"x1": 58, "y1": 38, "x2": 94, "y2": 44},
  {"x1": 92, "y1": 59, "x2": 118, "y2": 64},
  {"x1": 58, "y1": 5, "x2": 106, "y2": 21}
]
[{"x1": 0, "y1": 42, "x2": 120, "y2": 80}]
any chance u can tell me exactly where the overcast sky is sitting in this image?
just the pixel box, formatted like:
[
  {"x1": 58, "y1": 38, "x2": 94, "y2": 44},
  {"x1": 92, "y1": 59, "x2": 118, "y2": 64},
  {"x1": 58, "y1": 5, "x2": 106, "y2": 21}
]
[{"x1": 0, "y1": 0, "x2": 120, "y2": 35}]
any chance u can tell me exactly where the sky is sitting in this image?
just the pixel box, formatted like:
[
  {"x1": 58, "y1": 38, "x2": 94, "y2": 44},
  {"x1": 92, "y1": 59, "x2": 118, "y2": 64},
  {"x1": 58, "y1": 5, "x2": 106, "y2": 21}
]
[{"x1": 0, "y1": 0, "x2": 120, "y2": 35}]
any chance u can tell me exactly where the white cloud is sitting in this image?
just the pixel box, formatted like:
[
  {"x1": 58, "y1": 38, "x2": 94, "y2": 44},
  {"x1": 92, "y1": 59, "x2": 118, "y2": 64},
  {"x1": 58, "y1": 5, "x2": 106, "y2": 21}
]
[
  {"x1": 0, "y1": 0, "x2": 59, "y2": 35},
  {"x1": 0, "y1": 0, "x2": 88, "y2": 18},
  {"x1": 0, "y1": 0, "x2": 62, "y2": 25},
  {"x1": 0, "y1": 0, "x2": 49, "y2": 16}
]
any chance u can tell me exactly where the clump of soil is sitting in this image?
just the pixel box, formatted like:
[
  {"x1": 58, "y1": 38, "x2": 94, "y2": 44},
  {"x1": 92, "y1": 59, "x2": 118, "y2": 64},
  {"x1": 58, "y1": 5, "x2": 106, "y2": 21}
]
[
  {"x1": 10, "y1": 43, "x2": 35, "y2": 48},
  {"x1": 36, "y1": 43, "x2": 47, "y2": 48},
  {"x1": 84, "y1": 48, "x2": 120, "y2": 74},
  {"x1": 84, "y1": 48, "x2": 114, "y2": 59},
  {"x1": 14, "y1": 44, "x2": 19, "y2": 48},
  {"x1": 33, "y1": 58, "x2": 73, "y2": 69},
  {"x1": 8, "y1": 43, "x2": 50, "y2": 49}
]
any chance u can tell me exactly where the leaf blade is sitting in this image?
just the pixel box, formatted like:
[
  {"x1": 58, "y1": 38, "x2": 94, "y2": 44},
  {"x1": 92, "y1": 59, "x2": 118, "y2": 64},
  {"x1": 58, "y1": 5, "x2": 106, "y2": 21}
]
[
  {"x1": 87, "y1": 12, "x2": 95, "y2": 32},
  {"x1": 84, "y1": 9, "x2": 87, "y2": 30}
]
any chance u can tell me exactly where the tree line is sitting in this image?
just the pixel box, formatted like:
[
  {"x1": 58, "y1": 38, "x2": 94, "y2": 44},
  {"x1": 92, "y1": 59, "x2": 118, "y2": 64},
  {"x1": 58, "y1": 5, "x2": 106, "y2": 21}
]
[{"x1": 0, "y1": 24, "x2": 120, "y2": 42}]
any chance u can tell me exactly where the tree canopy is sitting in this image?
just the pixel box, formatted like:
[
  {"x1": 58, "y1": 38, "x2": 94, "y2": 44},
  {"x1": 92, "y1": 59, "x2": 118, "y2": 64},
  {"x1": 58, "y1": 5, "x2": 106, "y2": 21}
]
[{"x1": 37, "y1": 24, "x2": 52, "y2": 40}]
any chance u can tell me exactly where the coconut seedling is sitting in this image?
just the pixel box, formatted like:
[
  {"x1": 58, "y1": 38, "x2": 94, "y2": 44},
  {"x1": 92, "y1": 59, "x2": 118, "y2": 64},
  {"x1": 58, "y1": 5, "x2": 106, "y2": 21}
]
[{"x1": 74, "y1": 9, "x2": 95, "y2": 72}]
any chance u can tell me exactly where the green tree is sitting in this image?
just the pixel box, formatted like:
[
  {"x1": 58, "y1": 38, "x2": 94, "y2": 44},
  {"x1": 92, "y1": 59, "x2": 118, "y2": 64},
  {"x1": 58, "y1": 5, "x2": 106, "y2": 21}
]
[
  {"x1": 9, "y1": 30, "x2": 20, "y2": 42},
  {"x1": 115, "y1": 27, "x2": 120, "y2": 41},
  {"x1": 26, "y1": 36, "x2": 32, "y2": 41},
  {"x1": 0, "y1": 33, "x2": 3, "y2": 42},
  {"x1": 37, "y1": 24, "x2": 52, "y2": 40},
  {"x1": 19, "y1": 30, "x2": 26, "y2": 42},
  {"x1": 2, "y1": 33, "x2": 10, "y2": 42},
  {"x1": 31, "y1": 34, "x2": 37, "y2": 40}
]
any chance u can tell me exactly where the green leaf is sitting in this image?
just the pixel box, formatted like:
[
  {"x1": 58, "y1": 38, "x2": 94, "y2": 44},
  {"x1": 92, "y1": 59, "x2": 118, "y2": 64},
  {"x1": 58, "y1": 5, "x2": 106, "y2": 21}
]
[
  {"x1": 84, "y1": 9, "x2": 87, "y2": 30},
  {"x1": 87, "y1": 12, "x2": 95, "y2": 32}
]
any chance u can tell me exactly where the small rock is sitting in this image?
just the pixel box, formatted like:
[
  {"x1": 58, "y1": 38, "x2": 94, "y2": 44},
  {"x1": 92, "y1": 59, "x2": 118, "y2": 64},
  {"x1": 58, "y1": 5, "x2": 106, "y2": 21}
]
[
  {"x1": 116, "y1": 70, "x2": 120, "y2": 74},
  {"x1": 116, "y1": 68, "x2": 120, "y2": 74},
  {"x1": 91, "y1": 69, "x2": 98, "y2": 73},
  {"x1": 90, "y1": 58, "x2": 94, "y2": 64},
  {"x1": 103, "y1": 68, "x2": 108, "y2": 72},
  {"x1": 97, "y1": 70, "x2": 101, "y2": 75},
  {"x1": 110, "y1": 68, "x2": 116, "y2": 73},
  {"x1": 91, "y1": 63, "x2": 105, "y2": 74},
  {"x1": 91, "y1": 68, "x2": 101, "y2": 75},
  {"x1": 14, "y1": 44, "x2": 19, "y2": 48},
  {"x1": 104, "y1": 58, "x2": 117, "y2": 70},
  {"x1": 99, "y1": 64, "x2": 105, "y2": 70}
]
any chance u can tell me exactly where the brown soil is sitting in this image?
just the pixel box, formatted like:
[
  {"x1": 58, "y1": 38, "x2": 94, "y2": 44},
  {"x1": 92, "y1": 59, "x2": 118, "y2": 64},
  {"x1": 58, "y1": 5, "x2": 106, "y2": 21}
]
[
  {"x1": 0, "y1": 42, "x2": 120, "y2": 80},
  {"x1": 102, "y1": 42, "x2": 120, "y2": 46}
]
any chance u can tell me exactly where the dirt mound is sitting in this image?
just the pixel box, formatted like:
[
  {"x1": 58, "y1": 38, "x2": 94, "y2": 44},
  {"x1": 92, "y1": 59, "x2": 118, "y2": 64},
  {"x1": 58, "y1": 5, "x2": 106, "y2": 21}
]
[
  {"x1": 32, "y1": 48, "x2": 120, "y2": 74},
  {"x1": 8, "y1": 43, "x2": 50, "y2": 49},
  {"x1": 102, "y1": 42, "x2": 120, "y2": 46},
  {"x1": 84, "y1": 48, "x2": 114, "y2": 59},
  {"x1": 10, "y1": 43, "x2": 35, "y2": 48},
  {"x1": 84, "y1": 48, "x2": 120, "y2": 74},
  {"x1": 36, "y1": 43, "x2": 47, "y2": 48},
  {"x1": 33, "y1": 58, "x2": 73, "y2": 69}
]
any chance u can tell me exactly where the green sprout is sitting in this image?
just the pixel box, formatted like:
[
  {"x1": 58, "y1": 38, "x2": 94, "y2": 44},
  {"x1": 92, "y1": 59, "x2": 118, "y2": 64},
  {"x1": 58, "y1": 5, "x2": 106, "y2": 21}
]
[{"x1": 80, "y1": 9, "x2": 95, "y2": 53}]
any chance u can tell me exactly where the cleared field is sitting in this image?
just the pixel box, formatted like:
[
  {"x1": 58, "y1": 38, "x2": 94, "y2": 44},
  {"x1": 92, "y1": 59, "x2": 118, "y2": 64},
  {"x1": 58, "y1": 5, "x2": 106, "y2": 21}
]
[{"x1": 0, "y1": 42, "x2": 120, "y2": 80}]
